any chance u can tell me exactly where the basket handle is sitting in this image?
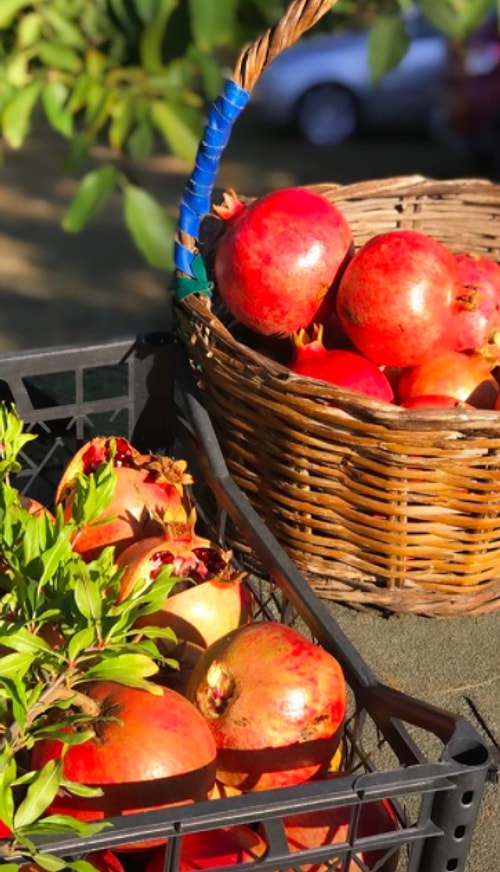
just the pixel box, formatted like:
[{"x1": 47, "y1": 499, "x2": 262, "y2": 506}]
[{"x1": 173, "y1": 0, "x2": 338, "y2": 292}]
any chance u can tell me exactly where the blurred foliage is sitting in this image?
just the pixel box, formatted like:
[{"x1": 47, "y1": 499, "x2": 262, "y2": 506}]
[{"x1": 0, "y1": 0, "x2": 496, "y2": 273}]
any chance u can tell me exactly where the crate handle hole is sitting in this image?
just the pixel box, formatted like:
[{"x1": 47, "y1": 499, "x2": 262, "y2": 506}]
[
  {"x1": 461, "y1": 790, "x2": 474, "y2": 806},
  {"x1": 446, "y1": 860, "x2": 458, "y2": 871},
  {"x1": 454, "y1": 824, "x2": 466, "y2": 840}
]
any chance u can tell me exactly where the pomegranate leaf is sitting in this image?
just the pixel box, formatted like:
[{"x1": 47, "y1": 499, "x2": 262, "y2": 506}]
[
  {"x1": 42, "y1": 82, "x2": 74, "y2": 138},
  {"x1": 150, "y1": 100, "x2": 200, "y2": 163},
  {"x1": 188, "y1": 0, "x2": 237, "y2": 51},
  {"x1": 13, "y1": 760, "x2": 63, "y2": 830},
  {"x1": 66, "y1": 627, "x2": 96, "y2": 664},
  {"x1": 0, "y1": 0, "x2": 32, "y2": 28},
  {"x1": 0, "y1": 404, "x2": 37, "y2": 476},
  {"x1": 82, "y1": 653, "x2": 161, "y2": 689},
  {"x1": 73, "y1": 577, "x2": 102, "y2": 624},
  {"x1": 2, "y1": 82, "x2": 42, "y2": 149},
  {"x1": 62, "y1": 165, "x2": 118, "y2": 233},
  {"x1": 368, "y1": 14, "x2": 408, "y2": 84},
  {"x1": 123, "y1": 182, "x2": 175, "y2": 271},
  {"x1": 0, "y1": 753, "x2": 16, "y2": 830}
]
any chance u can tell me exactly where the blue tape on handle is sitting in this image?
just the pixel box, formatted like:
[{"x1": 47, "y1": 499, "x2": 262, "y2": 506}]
[{"x1": 174, "y1": 79, "x2": 250, "y2": 280}]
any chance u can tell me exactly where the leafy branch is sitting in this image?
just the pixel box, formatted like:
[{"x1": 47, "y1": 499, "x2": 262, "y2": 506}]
[{"x1": 0, "y1": 402, "x2": 182, "y2": 858}]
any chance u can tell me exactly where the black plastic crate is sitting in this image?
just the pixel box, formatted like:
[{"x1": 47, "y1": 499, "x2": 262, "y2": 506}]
[{"x1": 0, "y1": 333, "x2": 497, "y2": 872}]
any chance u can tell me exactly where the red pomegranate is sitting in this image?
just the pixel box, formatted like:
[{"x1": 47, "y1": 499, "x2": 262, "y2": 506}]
[
  {"x1": 187, "y1": 621, "x2": 347, "y2": 792},
  {"x1": 336, "y1": 229, "x2": 461, "y2": 366},
  {"x1": 145, "y1": 825, "x2": 267, "y2": 872},
  {"x1": 85, "y1": 852, "x2": 126, "y2": 872},
  {"x1": 30, "y1": 681, "x2": 217, "y2": 823},
  {"x1": 396, "y1": 351, "x2": 500, "y2": 409},
  {"x1": 213, "y1": 187, "x2": 353, "y2": 336},
  {"x1": 453, "y1": 252, "x2": 500, "y2": 354},
  {"x1": 116, "y1": 511, "x2": 254, "y2": 649},
  {"x1": 400, "y1": 395, "x2": 475, "y2": 410},
  {"x1": 55, "y1": 436, "x2": 192, "y2": 561},
  {"x1": 288, "y1": 326, "x2": 394, "y2": 403},
  {"x1": 270, "y1": 776, "x2": 399, "y2": 872}
]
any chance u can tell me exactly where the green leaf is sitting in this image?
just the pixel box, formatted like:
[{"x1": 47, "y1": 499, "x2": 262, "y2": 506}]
[
  {"x1": 74, "y1": 577, "x2": 102, "y2": 623},
  {"x1": 417, "y1": 0, "x2": 491, "y2": 39},
  {"x1": 14, "y1": 760, "x2": 62, "y2": 829},
  {"x1": 43, "y1": 8, "x2": 86, "y2": 50},
  {"x1": 0, "y1": 652, "x2": 34, "y2": 681},
  {"x1": 37, "y1": 42, "x2": 82, "y2": 73},
  {"x1": 189, "y1": 48, "x2": 224, "y2": 101},
  {"x1": 27, "y1": 853, "x2": 68, "y2": 872},
  {"x1": 123, "y1": 183, "x2": 175, "y2": 271},
  {"x1": 368, "y1": 14, "x2": 409, "y2": 84},
  {"x1": 2, "y1": 82, "x2": 42, "y2": 149},
  {"x1": 109, "y1": 97, "x2": 133, "y2": 150},
  {"x1": 83, "y1": 653, "x2": 160, "y2": 687},
  {"x1": 0, "y1": 754, "x2": 17, "y2": 830},
  {"x1": 0, "y1": 0, "x2": 32, "y2": 28},
  {"x1": 0, "y1": 628, "x2": 52, "y2": 656},
  {"x1": 188, "y1": 0, "x2": 237, "y2": 50},
  {"x1": 150, "y1": 100, "x2": 200, "y2": 163},
  {"x1": 62, "y1": 165, "x2": 118, "y2": 233},
  {"x1": 67, "y1": 626, "x2": 95, "y2": 663},
  {"x1": 17, "y1": 12, "x2": 42, "y2": 49},
  {"x1": 140, "y1": 0, "x2": 179, "y2": 73},
  {"x1": 42, "y1": 82, "x2": 74, "y2": 138},
  {"x1": 126, "y1": 119, "x2": 154, "y2": 159},
  {"x1": 25, "y1": 815, "x2": 109, "y2": 839}
]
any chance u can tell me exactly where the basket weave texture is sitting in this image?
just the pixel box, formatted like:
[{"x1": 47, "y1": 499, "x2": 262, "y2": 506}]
[{"x1": 174, "y1": 3, "x2": 500, "y2": 618}]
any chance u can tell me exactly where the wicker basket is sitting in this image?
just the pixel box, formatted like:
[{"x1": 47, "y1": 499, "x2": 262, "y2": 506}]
[{"x1": 173, "y1": 0, "x2": 500, "y2": 617}]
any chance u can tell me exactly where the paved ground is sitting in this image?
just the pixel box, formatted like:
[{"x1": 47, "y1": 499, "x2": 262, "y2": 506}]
[{"x1": 0, "y1": 115, "x2": 498, "y2": 870}]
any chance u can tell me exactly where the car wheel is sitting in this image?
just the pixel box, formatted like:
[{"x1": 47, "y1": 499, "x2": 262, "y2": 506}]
[{"x1": 295, "y1": 84, "x2": 359, "y2": 146}]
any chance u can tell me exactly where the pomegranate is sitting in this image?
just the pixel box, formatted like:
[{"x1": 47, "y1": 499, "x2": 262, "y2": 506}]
[
  {"x1": 187, "y1": 621, "x2": 347, "y2": 792},
  {"x1": 145, "y1": 825, "x2": 267, "y2": 872},
  {"x1": 85, "y1": 852, "x2": 126, "y2": 872},
  {"x1": 396, "y1": 351, "x2": 500, "y2": 409},
  {"x1": 288, "y1": 325, "x2": 394, "y2": 403},
  {"x1": 266, "y1": 776, "x2": 399, "y2": 872},
  {"x1": 55, "y1": 436, "x2": 192, "y2": 561},
  {"x1": 453, "y1": 252, "x2": 500, "y2": 355},
  {"x1": 213, "y1": 187, "x2": 353, "y2": 336},
  {"x1": 31, "y1": 681, "x2": 217, "y2": 823},
  {"x1": 336, "y1": 229, "x2": 462, "y2": 366},
  {"x1": 400, "y1": 395, "x2": 475, "y2": 410},
  {"x1": 116, "y1": 510, "x2": 254, "y2": 649}
]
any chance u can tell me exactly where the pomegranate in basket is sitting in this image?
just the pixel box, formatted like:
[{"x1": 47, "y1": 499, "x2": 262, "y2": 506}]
[
  {"x1": 213, "y1": 187, "x2": 353, "y2": 337},
  {"x1": 336, "y1": 229, "x2": 463, "y2": 367}
]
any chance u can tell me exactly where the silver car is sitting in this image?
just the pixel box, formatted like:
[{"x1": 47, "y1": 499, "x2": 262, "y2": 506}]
[{"x1": 251, "y1": 12, "x2": 449, "y2": 145}]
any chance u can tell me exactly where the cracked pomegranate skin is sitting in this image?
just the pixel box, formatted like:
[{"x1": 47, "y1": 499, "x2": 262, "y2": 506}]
[
  {"x1": 214, "y1": 187, "x2": 353, "y2": 337},
  {"x1": 187, "y1": 622, "x2": 347, "y2": 792},
  {"x1": 336, "y1": 229, "x2": 461, "y2": 367}
]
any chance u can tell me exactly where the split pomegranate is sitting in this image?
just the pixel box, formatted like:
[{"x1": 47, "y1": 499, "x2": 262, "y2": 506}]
[
  {"x1": 269, "y1": 776, "x2": 399, "y2": 872},
  {"x1": 117, "y1": 511, "x2": 253, "y2": 649},
  {"x1": 453, "y1": 251, "x2": 500, "y2": 355},
  {"x1": 213, "y1": 187, "x2": 353, "y2": 336},
  {"x1": 145, "y1": 825, "x2": 267, "y2": 872},
  {"x1": 396, "y1": 351, "x2": 500, "y2": 409},
  {"x1": 31, "y1": 681, "x2": 217, "y2": 824},
  {"x1": 55, "y1": 436, "x2": 192, "y2": 561},
  {"x1": 187, "y1": 621, "x2": 347, "y2": 792},
  {"x1": 336, "y1": 229, "x2": 462, "y2": 366},
  {"x1": 288, "y1": 325, "x2": 394, "y2": 403}
]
